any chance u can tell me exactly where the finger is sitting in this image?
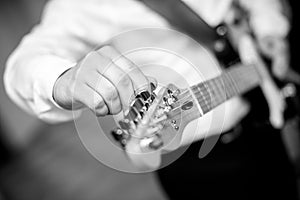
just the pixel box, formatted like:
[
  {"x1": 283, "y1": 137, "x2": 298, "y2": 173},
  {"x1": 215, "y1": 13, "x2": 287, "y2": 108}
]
[
  {"x1": 97, "y1": 46, "x2": 152, "y2": 93},
  {"x1": 83, "y1": 51, "x2": 135, "y2": 112},
  {"x1": 86, "y1": 73, "x2": 122, "y2": 115},
  {"x1": 95, "y1": 48, "x2": 138, "y2": 111},
  {"x1": 260, "y1": 79, "x2": 284, "y2": 128},
  {"x1": 272, "y1": 56, "x2": 288, "y2": 79},
  {"x1": 74, "y1": 84, "x2": 109, "y2": 116},
  {"x1": 97, "y1": 60, "x2": 135, "y2": 112}
]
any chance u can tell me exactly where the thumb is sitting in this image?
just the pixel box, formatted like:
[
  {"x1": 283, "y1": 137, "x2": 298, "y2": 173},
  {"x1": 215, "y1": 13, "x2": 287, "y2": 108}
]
[
  {"x1": 147, "y1": 76, "x2": 158, "y2": 92},
  {"x1": 272, "y1": 55, "x2": 289, "y2": 80},
  {"x1": 261, "y1": 80, "x2": 285, "y2": 128}
]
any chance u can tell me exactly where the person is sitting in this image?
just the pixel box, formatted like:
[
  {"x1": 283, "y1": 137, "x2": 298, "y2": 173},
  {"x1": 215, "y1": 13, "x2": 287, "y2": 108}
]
[{"x1": 3, "y1": 0, "x2": 297, "y2": 199}]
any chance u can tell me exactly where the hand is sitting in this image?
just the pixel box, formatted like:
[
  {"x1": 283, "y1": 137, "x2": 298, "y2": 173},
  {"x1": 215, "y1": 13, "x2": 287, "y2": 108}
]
[
  {"x1": 257, "y1": 36, "x2": 290, "y2": 79},
  {"x1": 53, "y1": 45, "x2": 153, "y2": 116},
  {"x1": 272, "y1": 48, "x2": 290, "y2": 80}
]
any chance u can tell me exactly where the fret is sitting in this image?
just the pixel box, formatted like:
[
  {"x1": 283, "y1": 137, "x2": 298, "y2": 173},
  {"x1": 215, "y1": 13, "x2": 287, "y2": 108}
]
[
  {"x1": 205, "y1": 78, "x2": 218, "y2": 108},
  {"x1": 190, "y1": 64, "x2": 260, "y2": 114},
  {"x1": 224, "y1": 69, "x2": 239, "y2": 98},
  {"x1": 207, "y1": 75, "x2": 226, "y2": 109},
  {"x1": 191, "y1": 82, "x2": 210, "y2": 113}
]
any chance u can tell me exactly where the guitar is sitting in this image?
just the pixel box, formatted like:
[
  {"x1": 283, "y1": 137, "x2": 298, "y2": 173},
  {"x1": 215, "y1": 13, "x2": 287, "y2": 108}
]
[
  {"x1": 111, "y1": 61, "x2": 262, "y2": 169},
  {"x1": 107, "y1": 24, "x2": 299, "y2": 169}
]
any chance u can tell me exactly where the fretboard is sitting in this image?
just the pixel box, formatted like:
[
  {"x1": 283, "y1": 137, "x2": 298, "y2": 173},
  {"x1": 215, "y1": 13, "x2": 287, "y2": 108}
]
[{"x1": 190, "y1": 64, "x2": 261, "y2": 114}]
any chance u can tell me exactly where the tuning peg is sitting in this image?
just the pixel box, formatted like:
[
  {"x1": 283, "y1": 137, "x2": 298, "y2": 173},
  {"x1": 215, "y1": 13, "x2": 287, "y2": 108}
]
[
  {"x1": 111, "y1": 128, "x2": 124, "y2": 142},
  {"x1": 128, "y1": 107, "x2": 139, "y2": 121},
  {"x1": 167, "y1": 89, "x2": 173, "y2": 94},
  {"x1": 150, "y1": 94, "x2": 156, "y2": 102},
  {"x1": 111, "y1": 128, "x2": 129, "y2": 148},
  {"x1": 132, "y1": 98, "x2": 144, "y2": 111},
  {"x1": 173, "y1": 89, "x2": 180, "y2": 97},
  {"x1": 137, "y1": 91, "x2": 151, "y2": 101},
  {"x1": 150, "y1": 82, "x2": 156, "y2": 91}
]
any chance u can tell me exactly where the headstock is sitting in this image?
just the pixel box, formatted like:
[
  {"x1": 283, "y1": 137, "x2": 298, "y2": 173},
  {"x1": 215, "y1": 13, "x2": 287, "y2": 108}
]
[{"x1": 111, "y1": 84, "x2": 191, "y2": 169}]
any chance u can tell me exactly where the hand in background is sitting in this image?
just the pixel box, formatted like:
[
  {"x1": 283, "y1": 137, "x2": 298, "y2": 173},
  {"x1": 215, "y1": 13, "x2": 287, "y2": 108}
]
[{"x1": 257, "y1": 36, "x2": 290, "y2": 79}]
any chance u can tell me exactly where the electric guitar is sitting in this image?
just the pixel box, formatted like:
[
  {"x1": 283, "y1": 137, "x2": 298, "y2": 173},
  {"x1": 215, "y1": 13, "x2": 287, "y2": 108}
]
[
  {"x1": 111, "y1": 61, "x2": 263, "y2": 168},
  {"x1": 104, "y1": 0, "x2": 300, "y2": 168},
  {"x1": 108, "y1": 25, "x2": 299, "y2": 169}
]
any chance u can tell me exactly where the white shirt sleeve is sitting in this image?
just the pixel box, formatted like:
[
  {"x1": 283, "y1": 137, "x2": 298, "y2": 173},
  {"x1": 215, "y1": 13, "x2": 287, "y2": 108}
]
[
  {"x1": 3, "y1": 0, "x2": 165, "y2": 123},
  {"x1": 5, "y1": 0, "x2": 274, "y2": 127},
  {"x1": 239, "y1": 0, "x2": 290, "y2": 39}
]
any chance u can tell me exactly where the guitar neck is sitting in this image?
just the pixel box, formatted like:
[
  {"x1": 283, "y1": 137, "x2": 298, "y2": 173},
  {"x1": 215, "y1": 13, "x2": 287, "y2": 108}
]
[{"x1": 190, "y1": 64, "x2": 261, "y2": 115}]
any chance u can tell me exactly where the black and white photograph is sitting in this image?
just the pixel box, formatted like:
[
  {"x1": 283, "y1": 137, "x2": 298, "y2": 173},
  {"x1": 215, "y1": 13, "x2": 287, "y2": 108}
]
[{"x1": 0, "y1": 0, "x2": 300, "y2": 199}]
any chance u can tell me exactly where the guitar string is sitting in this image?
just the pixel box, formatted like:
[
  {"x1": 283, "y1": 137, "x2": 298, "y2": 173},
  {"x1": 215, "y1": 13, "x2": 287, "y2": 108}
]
[
  {"x1": 192, "y1": 75, "x2": 258, "y2": 108},
  {"x1": 145, "y1": 65, "x2": 260, "y2": 119},
  {"x1": 193, "y1": 72, "x2": 248, "y2": 105},
  {"x1": 189, "y1": 66, "x2": 259, "y2": 114},
  {"x1": 161, "y1": 74, "x2": 260, "y2": 119}
]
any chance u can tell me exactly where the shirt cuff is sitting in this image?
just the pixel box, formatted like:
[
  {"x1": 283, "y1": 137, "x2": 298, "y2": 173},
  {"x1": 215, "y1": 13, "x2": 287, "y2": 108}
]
[
  {"x1": 31, "y1": 56, "x2": 82, "y2": 123},
  {"x1": 39, "y1": 57, "x2": 76, "y2": 110},
  {"x1": 49, "y1": 64, "x2": 75, "y2": 110}
]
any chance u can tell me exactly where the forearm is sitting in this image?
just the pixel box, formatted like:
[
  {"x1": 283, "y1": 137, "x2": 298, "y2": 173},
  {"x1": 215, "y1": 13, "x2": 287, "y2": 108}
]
[
  {"x1": 4, "y1": 0, "x2": 109, "y2": 123},
  {"x1": 4, "y1": 50, "x2": 82, "y2": 123}
]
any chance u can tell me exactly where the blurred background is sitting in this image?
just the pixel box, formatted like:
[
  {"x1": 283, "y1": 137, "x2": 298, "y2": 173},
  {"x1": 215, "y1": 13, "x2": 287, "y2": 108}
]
[{"x1": 0, "y1": 0, "x2": 299, "y2": 199}]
